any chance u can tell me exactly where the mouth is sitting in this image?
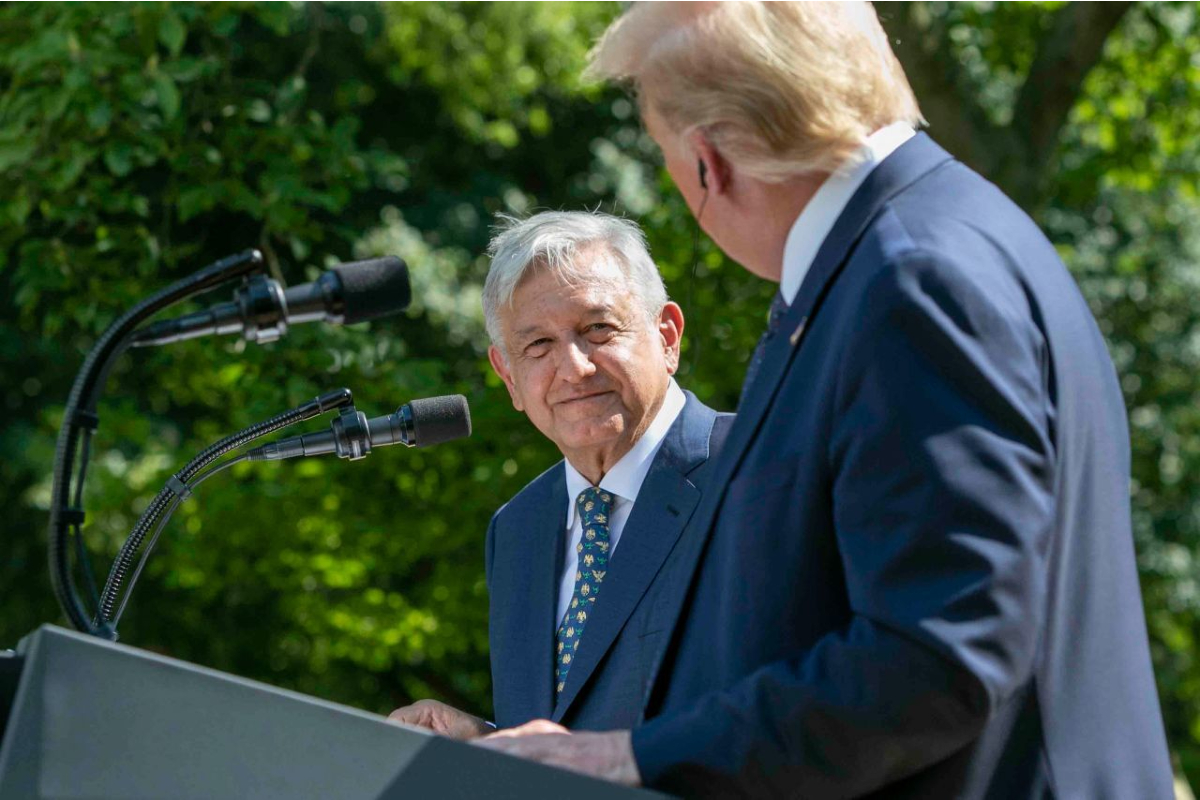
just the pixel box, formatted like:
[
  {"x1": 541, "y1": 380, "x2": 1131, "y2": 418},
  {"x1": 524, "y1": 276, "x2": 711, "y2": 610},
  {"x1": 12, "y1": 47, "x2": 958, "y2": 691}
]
[{"x1": 554, "y1": 390, "x2": 614, "y2": 407}]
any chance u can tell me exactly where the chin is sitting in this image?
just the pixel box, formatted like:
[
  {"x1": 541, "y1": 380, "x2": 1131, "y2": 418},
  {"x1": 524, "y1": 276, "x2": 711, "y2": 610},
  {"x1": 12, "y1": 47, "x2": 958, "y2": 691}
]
[
  {"x1": 559, "y1": 421, "x2": 625, "y2": 452},
  {"x1": 711, "y1": 234, "x2": 775, "y2": 282}
]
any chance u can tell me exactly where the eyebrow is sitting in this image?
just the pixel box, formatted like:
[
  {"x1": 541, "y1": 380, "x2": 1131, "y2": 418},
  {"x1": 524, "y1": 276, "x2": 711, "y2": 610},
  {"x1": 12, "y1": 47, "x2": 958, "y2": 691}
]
[
  {"x1": 512, "y1": 306, "x2": 616, "y2": 340},
  {"x1": 513, "y1": 326, "x2": 546, "y2": 341}
]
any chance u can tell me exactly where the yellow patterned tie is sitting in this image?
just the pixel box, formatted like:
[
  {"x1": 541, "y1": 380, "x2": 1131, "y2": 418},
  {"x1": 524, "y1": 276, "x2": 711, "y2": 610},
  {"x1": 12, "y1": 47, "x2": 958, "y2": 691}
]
[{"x1": 555, "y1": 487, "x2": 613, "y2": 696}]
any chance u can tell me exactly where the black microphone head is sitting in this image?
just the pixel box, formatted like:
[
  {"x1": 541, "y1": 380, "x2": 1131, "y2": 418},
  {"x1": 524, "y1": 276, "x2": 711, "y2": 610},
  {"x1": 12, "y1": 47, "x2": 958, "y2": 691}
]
[
  {"x1": 408, "y1": 394, "x2": 471, "y2": 447},
  {"x1": 333, "y1": 256, "x2": 411, "y2": 324}
]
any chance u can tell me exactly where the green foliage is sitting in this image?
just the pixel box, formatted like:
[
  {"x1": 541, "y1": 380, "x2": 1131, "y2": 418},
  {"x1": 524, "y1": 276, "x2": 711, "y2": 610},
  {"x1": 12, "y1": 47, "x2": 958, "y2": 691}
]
[
  {"x1": 0, "y1": 0, "x2": 619, "y2": 717},
  {"x1": 382, "y1": 2, "x2": 613, "y2": 147},
  {"x1": 1, "y1": 1, "x2": 1198, "y2": 786}
]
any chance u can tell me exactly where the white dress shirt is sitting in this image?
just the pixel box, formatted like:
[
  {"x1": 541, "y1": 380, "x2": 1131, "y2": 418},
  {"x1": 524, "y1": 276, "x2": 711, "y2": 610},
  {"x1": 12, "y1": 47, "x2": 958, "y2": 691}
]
[
  {"x1": 556, "y1": 378, "x2": 686, "y2": 627},
  {"x1": 779, "y1": 122, "x2": 915, "y2": 304}
]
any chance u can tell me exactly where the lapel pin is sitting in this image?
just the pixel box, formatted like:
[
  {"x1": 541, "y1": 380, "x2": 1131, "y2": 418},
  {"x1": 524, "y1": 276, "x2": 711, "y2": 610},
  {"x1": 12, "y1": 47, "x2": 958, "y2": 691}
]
[{"x1": 789, "y1": 316, "x2": 808, "y2": 347}]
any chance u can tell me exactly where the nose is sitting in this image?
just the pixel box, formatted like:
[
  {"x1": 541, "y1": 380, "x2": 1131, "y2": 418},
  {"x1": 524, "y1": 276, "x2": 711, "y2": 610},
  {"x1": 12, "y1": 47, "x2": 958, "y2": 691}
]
[{"x1": 558, "y1": 339, "x2": 596, "y2": 383}]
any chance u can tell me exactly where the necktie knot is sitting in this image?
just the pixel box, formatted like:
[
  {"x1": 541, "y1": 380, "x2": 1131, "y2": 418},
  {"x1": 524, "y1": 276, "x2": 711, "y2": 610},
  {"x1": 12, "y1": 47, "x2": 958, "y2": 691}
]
[
  {"x1": 576, "y1": 487, "x2": 613, "y2": 525},
  {"x1": 739, "y1": 292, "x2": 790, "y2": 408}
]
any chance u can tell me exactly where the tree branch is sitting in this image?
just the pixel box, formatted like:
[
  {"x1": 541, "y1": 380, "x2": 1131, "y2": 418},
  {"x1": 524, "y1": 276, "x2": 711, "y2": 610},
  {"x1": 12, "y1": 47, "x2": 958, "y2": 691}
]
[
  {"x1": 876, "y1": 2, "x2": 996, "y2": 174},
  {"x1": 880, "y1": 1, "x2": 1136, "y2": 213},
  {"x1": 1002, "y1": 1, "x2": 1135, "y2": 207}
]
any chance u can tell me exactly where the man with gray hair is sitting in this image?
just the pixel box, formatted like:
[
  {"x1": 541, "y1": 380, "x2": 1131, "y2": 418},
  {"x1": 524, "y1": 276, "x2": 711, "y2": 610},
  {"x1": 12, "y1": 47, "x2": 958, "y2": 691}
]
[{"x1": 389, "y1": 210, "x2": 732, "y2": 737}]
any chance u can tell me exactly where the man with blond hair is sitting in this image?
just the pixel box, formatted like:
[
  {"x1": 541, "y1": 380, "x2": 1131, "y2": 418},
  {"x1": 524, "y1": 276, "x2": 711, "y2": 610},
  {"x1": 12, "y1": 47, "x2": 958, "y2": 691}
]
[{"x1": 478, "y1": 3, "x2": 1173, "y2": 797}]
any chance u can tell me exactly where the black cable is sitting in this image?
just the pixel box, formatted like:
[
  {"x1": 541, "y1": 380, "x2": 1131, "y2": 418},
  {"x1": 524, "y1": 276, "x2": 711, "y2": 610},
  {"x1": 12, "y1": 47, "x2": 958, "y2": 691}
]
[
  {"x1": 190, "y1": 453, "x2": 249, "y2": 490},
  {"x1": 113, "y1": 495, "x2": 180, "y2": 626},
  {"x1": 71, "y1": 429, "x2": 100, "y2": 610},
  {"x1": 111, "y1": 454, "x2": 249, "y2": 626}
]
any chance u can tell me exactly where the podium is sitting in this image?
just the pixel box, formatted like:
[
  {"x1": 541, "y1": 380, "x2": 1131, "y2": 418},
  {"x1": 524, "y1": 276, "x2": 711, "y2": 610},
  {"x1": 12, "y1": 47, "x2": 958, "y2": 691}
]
[{"x1": 0, "y1": 626, "x2": 658, "y2": 799}]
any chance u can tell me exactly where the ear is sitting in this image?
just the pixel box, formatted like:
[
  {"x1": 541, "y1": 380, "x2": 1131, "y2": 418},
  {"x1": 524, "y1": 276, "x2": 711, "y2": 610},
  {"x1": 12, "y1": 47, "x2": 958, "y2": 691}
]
[
  {"x1": 488, "y1": 344, "x2": 524, "y2": 412},
  {"x1": 658, "y1": 301, "x2": 685, "y2": 375},
  {"x1": 686, "y1": 130, "x2": 730, "y2": 195}
]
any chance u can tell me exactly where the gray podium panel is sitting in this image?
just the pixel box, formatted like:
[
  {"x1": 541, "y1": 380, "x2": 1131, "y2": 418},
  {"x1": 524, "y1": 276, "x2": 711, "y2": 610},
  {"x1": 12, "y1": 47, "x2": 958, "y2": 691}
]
[{"x1": 0, "y1": 626, "x2": 658, "y2": 799}]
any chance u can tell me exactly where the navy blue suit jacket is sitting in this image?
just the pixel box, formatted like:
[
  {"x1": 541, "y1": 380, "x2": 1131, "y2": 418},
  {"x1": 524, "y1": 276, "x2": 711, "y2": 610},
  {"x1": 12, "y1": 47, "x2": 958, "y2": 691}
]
[
  {"x1": 631, "y1": 135, "x2": 1172, "y2": 797},
  {"x1": 486, "y1": 391, "x2": 734, "y2": 731}
]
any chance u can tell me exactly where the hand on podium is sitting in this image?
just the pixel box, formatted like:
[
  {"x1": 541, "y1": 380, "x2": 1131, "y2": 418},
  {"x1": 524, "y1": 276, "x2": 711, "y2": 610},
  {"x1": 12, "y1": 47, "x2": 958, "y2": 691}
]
[
  {"x1": 475, "y1": 721, "x2": 641, "y2": 787},
  {"x1": 387, "y1": 699, "x2": 492, "y2": 741}
]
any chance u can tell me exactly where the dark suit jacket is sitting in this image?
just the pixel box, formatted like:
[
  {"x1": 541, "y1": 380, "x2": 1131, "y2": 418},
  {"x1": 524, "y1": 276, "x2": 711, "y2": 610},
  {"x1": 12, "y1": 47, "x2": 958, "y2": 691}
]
[
  {"x1": 486, "y1": 391, "x2": 734, "y2": 731},
  {"x1": 630, "y1": 134, "x2": 1173, "y2": 797}
]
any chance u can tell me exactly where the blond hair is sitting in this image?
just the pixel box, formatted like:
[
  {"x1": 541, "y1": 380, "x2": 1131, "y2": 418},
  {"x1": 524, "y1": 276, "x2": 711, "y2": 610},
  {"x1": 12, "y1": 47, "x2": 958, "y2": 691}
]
[{"x1": 587, "y1": 2, "x2": 923, "y2": 180}]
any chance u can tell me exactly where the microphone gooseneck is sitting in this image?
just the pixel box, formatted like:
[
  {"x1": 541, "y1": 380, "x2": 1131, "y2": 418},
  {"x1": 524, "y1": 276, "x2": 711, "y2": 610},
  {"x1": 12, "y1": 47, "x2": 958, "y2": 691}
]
[
  {"x1": 96, "y1": 391, "x2": 469, "y2": 638},
  {"x1": 245, "y1": 394, "x2": 472, "y2": 462},
  {"x1": 93, "y1": 388, "x2": 356, "y2": 637},
  {"x1": 48, "y1": 249, "x2": 265, "y2": 634},
  {"x1": 130, "y1": 256, "x2": 411, "y2": 347}
]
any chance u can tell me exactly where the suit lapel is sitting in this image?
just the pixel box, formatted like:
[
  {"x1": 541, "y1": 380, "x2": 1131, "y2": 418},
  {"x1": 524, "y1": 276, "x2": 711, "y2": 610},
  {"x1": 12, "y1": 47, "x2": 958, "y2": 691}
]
[
  {"x1": 551, "y1": 396, "x2": 715, "y2": 721},
  {"x1": 742, "y1": 134, "x2": 955, "y2": 433},
  {"x1": 492, "y1": 469, "x2": 564, "y2": 722},
  {"x1": 644, "y1": 134, "x2": 957, "y2": 692}
]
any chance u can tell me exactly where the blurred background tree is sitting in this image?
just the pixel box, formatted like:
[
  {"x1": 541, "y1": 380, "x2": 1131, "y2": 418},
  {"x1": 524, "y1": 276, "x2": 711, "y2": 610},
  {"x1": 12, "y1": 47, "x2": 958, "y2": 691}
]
[{"x1": 1, "y1": 0, "x2": 1197, "y2": 789}]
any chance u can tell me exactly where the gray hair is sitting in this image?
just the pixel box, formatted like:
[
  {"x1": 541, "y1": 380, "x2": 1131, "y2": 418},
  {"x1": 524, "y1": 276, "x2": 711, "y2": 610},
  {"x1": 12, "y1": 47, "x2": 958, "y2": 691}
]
[{"x1": 483, "y1": 211, "x2": 668, "y2": 348}]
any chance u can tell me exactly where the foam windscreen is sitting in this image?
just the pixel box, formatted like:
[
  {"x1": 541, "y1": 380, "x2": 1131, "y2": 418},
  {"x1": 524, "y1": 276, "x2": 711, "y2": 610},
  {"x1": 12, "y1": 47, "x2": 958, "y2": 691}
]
[
  {"x1": 409, "y1": 395, "x2": 472, "y2": 447},
  {"x1": 333, "y1": 256, "x2": 411, "y2": 324}
]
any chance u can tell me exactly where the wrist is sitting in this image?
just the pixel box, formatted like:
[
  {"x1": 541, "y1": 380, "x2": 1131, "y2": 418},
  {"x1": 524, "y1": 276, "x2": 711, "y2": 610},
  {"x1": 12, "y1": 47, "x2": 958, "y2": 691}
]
[{"x1": 613, "y1": 730, "x2": 641, "y2": 786}]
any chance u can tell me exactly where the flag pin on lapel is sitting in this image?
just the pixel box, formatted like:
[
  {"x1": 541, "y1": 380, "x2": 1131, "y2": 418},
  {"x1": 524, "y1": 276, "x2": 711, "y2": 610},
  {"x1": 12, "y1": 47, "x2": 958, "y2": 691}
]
[{"x1": 790, "y1": 316, "x2": 808, "y2": 347}]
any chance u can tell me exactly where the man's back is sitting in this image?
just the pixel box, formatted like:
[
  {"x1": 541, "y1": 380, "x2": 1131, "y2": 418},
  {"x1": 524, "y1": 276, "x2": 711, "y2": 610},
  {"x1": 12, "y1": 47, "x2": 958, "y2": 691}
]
[{"x1": 633, "y1": 135, "x2": 1172, "y2": 797}]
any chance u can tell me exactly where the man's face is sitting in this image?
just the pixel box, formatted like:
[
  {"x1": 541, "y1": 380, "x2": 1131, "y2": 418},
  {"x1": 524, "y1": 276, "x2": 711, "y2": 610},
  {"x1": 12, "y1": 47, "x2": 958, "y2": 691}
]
[
  {"x1": 488, "y1": 248, "x2": 683, "y2": 470},
  {"x1": 642, "y1": 103, "x2": 706, "y2": 220},
  {"x1": 641, "y1": 102, "x2": 758, "y2": 276},
  {"x1": 643, "y1": 99, "x2": 826, "y2": 283}
]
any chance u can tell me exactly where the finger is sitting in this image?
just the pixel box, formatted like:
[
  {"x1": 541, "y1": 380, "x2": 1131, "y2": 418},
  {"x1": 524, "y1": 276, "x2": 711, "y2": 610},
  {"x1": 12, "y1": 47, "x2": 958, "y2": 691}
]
[
  {"x1": 474, "y1": 735, "x2": 580, "y2": 773},
  {"x1": 387, "y1": 706, "x2": 430, "y2": 727},
  {"x1": 443, "y1": 714, "x2": 486, "y2": 741},
  {"x1": 474, "y1": 735, "x2": 515, "y2": 752},
  {"x1": 474, "y1": 734, "x2": 550, "y2": 757},
  {"x1": 483, "y1": 719, "x2": 569, "y2": 739}
]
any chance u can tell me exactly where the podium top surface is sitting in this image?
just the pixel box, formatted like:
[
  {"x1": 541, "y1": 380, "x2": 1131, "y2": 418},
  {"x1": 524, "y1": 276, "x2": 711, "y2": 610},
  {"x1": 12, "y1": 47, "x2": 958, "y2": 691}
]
[{"x1": 0, "y1": 624, "x2": 661, "y2": 800}]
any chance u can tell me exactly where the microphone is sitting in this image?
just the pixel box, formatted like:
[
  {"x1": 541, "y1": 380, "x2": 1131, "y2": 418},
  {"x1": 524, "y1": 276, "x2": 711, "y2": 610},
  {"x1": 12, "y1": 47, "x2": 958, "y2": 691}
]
[
  {"x1": 131, "y1": 256, "x2": 411, "y2": 347},
  {"x1": 245, "y1": 395, "x2": 471, "y2": 461}
]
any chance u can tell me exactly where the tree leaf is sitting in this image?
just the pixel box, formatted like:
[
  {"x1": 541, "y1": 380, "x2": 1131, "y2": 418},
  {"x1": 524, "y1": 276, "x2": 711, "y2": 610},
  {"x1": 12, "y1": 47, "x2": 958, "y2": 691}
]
[
  {"x1": 158, "y1": 12, "x2": 187, "y2": 56},
  {"x1": 0, "y1": 140, "x2": 36, "y2": 172},
  {"x1": 103, "y1": 142, "x2": 134, "y2": 177},
  {"x1": 153, "y1": 73, "x2": 181, "y2": 121}
]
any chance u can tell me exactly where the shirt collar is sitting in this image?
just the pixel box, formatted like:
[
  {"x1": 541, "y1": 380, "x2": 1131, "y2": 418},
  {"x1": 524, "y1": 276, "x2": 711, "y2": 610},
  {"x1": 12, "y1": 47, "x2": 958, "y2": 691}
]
[
  {"x1": 564, "y1": 378, "x2": 686, "y2": 527},
  {"x1": 779, "y1": 122, "x2": 915, "y2": 305}
]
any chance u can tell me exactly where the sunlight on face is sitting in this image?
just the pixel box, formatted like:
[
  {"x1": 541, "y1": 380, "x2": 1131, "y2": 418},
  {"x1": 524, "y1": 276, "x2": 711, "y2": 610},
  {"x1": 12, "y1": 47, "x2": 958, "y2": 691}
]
[
  {"x1": 488, "y1": 248, "x2": 680, "y2": 471},
  {"x1": 642, "y1": 103, "x2": 702, "y2": 216}
]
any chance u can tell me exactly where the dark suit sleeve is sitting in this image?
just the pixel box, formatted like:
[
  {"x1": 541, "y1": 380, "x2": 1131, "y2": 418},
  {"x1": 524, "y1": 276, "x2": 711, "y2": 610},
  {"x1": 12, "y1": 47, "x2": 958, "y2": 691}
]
[{"x1": 633, "y1": 249, "x2": 1056, "y2": 795}]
